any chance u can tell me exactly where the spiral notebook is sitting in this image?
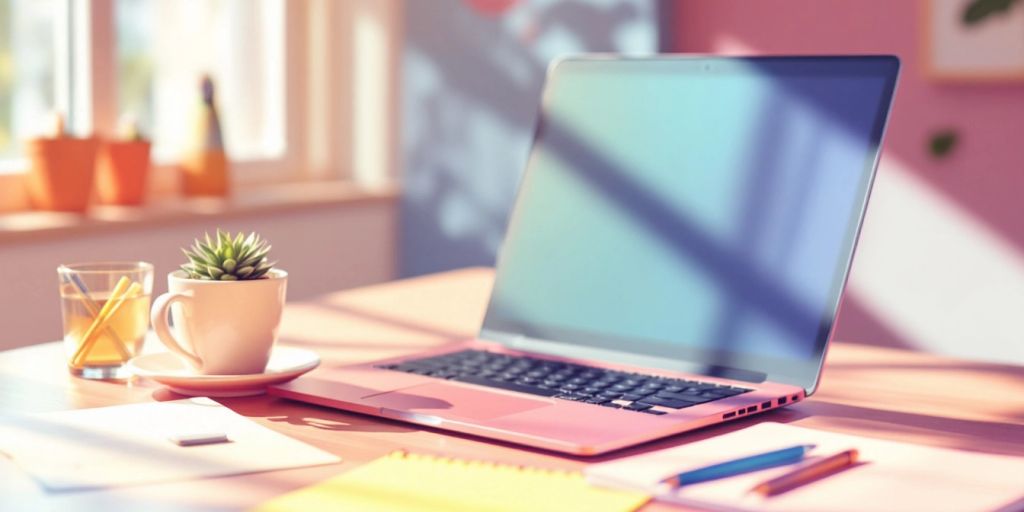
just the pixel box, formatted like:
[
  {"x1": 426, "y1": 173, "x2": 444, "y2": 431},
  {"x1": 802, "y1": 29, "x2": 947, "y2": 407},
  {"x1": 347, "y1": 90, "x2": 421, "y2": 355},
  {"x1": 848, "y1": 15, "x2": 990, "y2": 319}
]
[{"x1": 253, "y1": 451, "x2": 649, "y2": 512}]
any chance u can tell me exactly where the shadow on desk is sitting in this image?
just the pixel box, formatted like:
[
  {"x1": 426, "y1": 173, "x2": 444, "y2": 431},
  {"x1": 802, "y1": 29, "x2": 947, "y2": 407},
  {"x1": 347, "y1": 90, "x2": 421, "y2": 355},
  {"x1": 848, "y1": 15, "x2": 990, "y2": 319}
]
[
  {"x1": 152, "y1": 389, "x2": 419, "y2": 435},
  {"x1": 212, "y1": 396, "x2": 1024, "y2": 466},
  {"x1": 790, "y1": 401, "x2": 1024, "y2": 456},
  {"x1": 142, "y1": 361, "x2": 1024, "y2": 466},
  {"x1": 224, "y1": 396, "x2": 419, "y2": 435}
]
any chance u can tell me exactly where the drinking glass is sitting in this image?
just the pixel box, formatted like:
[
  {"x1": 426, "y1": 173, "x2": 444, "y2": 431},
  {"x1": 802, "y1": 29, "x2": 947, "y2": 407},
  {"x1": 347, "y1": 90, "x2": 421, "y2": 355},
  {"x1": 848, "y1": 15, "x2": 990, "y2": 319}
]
[{"x1": 58, "y1": 262, "x2": 154, "y2": 379}]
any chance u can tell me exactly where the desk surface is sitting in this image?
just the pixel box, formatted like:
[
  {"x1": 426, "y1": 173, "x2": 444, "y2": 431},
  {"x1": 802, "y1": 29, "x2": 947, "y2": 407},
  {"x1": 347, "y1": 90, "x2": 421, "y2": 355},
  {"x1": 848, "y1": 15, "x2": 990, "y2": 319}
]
[{"x1": 2, "y1": 267, "x2": 1023, "y2": 511}]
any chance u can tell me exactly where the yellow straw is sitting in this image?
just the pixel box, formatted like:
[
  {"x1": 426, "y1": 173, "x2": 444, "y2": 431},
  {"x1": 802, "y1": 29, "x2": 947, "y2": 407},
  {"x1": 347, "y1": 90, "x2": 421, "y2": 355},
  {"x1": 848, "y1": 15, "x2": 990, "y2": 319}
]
[
  {"x1": 71, "y1": 281, "x2": 140, "y2": 368},
  {"x1": 64, "y1": 278, "x2": 131, "y2": 361},
  {"x1": 70, "y1": 277, "x2": 135, "y2": 367}
]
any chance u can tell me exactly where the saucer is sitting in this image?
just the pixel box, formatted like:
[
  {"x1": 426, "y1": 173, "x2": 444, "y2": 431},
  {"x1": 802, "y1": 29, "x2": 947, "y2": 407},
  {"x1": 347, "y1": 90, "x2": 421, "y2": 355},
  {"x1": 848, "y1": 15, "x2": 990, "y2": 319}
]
[{"x1": 127, "y1": 346, "x2": 320, "y2": 397}]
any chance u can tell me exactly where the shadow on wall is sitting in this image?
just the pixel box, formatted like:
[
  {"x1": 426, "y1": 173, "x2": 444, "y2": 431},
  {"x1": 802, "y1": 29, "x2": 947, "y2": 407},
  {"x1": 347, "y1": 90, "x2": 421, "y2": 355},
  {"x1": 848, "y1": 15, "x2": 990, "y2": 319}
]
[
  {"x1": 401, "y1": 0, "x2": 658, "y2": 276},
  {"x1": 667, "y1": 0, "x2": 1024, "y2": 362}
]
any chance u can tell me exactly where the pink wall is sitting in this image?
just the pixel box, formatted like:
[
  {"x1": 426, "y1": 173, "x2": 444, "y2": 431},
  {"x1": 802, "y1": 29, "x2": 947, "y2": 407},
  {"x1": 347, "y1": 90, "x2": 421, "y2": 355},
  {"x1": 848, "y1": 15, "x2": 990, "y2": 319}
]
[{"x1": 670, "y1": 0, "x2": 1024, "y2": 352}]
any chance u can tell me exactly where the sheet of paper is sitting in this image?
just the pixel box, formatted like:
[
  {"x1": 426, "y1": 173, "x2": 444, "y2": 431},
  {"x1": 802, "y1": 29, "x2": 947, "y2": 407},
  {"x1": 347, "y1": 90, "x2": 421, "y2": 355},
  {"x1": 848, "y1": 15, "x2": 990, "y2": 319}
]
[
  {"x1": 0, "y1": 398, "x2": 341, "y2": 491},
  {"x1": 586, "y1": 422, "x2": 1024, "y2": 512}
]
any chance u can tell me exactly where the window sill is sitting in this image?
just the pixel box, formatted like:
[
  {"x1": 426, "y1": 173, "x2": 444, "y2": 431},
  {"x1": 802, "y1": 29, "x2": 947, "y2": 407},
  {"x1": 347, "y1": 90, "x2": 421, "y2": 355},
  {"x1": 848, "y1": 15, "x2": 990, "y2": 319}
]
[{"x1": 0, "y1": 180, "x2": 400, "y2": 244}]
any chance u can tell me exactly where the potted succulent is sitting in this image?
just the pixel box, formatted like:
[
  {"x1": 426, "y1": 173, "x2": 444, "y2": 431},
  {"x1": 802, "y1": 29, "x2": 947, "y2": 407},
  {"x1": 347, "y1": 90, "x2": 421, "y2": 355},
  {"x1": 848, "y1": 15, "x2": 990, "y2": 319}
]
[
  {"x1": 25, "y1": 114, "x2": 98, "y2": 212},
  {"x1": 150, "y1": 230, "x2": 287, "y2": 375},
  {"x1": 179, "y1": 230, "x2": 277, "y2": 281},
  {"x1": 95, "y1": 118, "x2": 152, "y2": 206}
]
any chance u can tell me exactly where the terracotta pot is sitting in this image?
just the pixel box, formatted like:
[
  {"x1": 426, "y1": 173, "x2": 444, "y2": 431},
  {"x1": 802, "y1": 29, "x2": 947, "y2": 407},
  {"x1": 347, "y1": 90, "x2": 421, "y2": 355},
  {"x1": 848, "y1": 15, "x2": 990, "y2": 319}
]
[
  {"x1": 181, "y1": 150, "x2": 229, "y2": 197},
  {"x1": 96, "y1": 140, "x2": 151, "y2": 205},
  {"x1": 24, "y1": 137, "x2": 99, "y2": 212}
]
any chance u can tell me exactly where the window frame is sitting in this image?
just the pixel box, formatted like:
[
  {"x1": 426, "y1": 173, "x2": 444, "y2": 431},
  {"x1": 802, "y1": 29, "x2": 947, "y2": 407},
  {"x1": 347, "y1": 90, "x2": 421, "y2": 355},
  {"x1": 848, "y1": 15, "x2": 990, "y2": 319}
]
[{"x1": 0, "y1": 0, "x2": 401, "y2": 212}]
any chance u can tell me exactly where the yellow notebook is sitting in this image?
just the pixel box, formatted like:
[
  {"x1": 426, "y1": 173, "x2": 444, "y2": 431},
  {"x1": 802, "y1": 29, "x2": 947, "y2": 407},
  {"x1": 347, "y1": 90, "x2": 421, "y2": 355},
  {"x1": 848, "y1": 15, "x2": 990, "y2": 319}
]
[{"x1": 254, "y1": 451, "x2": 650, "y2": 512}]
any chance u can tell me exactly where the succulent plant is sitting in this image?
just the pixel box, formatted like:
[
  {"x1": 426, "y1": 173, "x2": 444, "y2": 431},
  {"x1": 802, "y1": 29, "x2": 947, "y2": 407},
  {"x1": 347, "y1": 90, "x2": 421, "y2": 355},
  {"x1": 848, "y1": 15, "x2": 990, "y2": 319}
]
[{"x1": 181, "y1": 230, "x2": 276, "y2": 281}]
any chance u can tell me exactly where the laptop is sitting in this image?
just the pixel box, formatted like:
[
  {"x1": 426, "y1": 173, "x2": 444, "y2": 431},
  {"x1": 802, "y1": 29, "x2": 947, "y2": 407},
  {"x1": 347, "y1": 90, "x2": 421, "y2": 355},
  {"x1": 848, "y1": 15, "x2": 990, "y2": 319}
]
[{"x1": 271, "y1": 55, "x2": 900, "y2": 455}]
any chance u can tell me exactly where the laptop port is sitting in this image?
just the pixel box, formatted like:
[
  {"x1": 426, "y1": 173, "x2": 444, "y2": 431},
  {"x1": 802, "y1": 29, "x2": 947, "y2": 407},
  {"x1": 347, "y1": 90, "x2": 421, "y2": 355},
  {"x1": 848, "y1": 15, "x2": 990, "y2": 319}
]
[
  {"x1": 723, "y1": 411, "x2": 736, "y2": 419},
  {"x1": 778, "y1": 396, "x2": 788, "y2": 405},
  {"x1": 745, "y1": 406, "x2": 757, "y2": 414},
  {"x1": 761, "y1": 401, "x2": 771, "y2": 410}
]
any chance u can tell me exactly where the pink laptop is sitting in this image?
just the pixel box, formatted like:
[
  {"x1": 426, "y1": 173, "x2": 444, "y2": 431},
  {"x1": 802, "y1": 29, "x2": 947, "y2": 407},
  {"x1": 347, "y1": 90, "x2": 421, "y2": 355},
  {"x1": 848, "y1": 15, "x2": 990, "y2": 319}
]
[{"x1": 272, "y1": 55, "x2": 900, "y2": 455}]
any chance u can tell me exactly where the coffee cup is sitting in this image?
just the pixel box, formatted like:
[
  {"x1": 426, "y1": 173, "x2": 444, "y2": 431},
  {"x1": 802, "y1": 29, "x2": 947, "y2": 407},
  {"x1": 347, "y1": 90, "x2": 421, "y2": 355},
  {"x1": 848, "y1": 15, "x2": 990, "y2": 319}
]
[{"x1": 150, "y1": 269, "x2": 287, "y2": 374}]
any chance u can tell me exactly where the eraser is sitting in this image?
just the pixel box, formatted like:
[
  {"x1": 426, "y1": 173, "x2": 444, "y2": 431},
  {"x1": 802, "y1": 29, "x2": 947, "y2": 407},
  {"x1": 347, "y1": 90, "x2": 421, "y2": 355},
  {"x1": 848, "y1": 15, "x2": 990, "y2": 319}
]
[{"x1": 169, "y1": 432, "x2": 230, "y2": 446}]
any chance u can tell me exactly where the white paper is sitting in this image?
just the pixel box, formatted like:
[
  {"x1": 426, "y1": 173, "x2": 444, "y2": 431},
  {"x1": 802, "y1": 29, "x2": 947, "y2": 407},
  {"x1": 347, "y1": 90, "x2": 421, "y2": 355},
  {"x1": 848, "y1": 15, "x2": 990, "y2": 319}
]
[
  {"x1": 0, "y1": 398, "x2": 341, "y2": 491},
  {"x1": 586, "y1": 422, "x2": 1024, "y2": 512}
]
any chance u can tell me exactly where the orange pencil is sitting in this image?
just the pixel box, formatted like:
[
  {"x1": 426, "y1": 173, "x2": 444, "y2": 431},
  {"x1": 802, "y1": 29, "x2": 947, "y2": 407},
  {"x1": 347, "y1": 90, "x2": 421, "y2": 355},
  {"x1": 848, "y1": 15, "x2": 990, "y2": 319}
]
[{"x1": 750, "y1": 449, "x2": 859, "y2": 497}]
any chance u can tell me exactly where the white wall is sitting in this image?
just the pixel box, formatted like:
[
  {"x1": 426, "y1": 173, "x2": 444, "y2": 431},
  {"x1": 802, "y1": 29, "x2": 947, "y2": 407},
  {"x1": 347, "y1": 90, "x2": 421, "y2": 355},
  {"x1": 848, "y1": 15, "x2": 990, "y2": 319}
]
[{"x1": 0, "y1": 200, "x2": 397, "y2": 349}]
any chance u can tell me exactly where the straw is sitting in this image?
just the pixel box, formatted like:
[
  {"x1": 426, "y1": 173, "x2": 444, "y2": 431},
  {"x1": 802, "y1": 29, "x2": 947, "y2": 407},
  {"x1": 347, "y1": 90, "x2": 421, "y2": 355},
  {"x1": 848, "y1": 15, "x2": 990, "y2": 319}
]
[
  {"x1": 70, "y1": 279, "x2": 139, "y2": 367},
  {"x1": 62, "y1": 273, "x2": 131, "y2": 361},
  {"x1": 70, "y1": 277, "x2": 138, "y2": 367}
]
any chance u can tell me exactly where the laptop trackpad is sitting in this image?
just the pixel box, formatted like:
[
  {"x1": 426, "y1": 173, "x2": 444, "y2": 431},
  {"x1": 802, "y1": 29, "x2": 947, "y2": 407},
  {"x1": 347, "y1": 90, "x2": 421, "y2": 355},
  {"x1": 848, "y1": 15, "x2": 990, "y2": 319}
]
[{"x1": 363, "y1": 382, "x2": 551, "y2": 421}]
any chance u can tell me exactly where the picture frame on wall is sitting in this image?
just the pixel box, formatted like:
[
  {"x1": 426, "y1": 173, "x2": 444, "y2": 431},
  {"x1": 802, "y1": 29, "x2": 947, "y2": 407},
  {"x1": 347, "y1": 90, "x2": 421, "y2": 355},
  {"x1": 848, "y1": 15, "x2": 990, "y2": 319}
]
[{"x1": 921, "y1": 0, "x2": 1024, "y2": 82}]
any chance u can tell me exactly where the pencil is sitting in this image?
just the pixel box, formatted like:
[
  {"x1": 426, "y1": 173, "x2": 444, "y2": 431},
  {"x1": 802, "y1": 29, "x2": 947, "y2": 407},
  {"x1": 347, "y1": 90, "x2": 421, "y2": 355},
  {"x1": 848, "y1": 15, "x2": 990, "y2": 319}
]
[
  {"x1": 70, "y1": 278, "x2": 137, "y2": 367},
  {"x1": 63, "y1": 274, "x2": 131, "y2": 360},
  {"x1": 750, "y1": 449, "x2": 859, "y2": 497}
]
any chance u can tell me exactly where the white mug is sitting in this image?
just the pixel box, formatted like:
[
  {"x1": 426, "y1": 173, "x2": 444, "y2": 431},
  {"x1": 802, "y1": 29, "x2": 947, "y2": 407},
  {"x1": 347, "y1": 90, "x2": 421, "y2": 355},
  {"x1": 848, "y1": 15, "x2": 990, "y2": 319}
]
[{"x1": 150, "y1": 269, "x2": 287, "y2": 375}]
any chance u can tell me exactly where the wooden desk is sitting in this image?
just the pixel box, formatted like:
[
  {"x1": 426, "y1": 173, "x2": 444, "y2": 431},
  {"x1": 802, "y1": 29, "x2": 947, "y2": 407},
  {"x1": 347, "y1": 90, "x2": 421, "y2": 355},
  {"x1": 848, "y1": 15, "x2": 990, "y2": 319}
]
[{"x1": 2, "y1": 267, "x2": 1023, "y2": 511}]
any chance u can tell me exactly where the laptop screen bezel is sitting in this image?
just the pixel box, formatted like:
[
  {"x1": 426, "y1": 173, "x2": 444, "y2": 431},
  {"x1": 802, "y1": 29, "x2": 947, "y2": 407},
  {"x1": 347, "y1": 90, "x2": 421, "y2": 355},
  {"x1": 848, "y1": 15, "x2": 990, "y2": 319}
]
[{"x1": 479, "y1": 55, "x2": 901, "y2": 394}]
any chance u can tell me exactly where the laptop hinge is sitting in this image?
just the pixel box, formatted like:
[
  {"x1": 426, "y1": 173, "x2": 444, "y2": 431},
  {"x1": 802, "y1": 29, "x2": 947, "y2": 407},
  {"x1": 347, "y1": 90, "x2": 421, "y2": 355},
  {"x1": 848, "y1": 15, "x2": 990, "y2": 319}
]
[{"x1": 699, "y1": 365, "x2": 766, "y2": 383}]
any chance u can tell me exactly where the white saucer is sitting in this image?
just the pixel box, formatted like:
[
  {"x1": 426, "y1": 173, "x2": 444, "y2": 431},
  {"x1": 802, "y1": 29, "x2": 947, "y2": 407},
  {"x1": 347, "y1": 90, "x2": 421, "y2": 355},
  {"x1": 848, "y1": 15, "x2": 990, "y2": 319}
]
[{"x1": 127, "y1": 346, "x2": 320, "y2": 397}]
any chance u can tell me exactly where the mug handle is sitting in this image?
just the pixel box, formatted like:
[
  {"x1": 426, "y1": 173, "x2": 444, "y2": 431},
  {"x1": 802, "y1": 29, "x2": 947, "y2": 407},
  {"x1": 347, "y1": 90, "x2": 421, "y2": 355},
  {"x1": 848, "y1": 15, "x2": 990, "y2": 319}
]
[{"x1": 150, "y1": 291, "x2": 203, "y2": 370}]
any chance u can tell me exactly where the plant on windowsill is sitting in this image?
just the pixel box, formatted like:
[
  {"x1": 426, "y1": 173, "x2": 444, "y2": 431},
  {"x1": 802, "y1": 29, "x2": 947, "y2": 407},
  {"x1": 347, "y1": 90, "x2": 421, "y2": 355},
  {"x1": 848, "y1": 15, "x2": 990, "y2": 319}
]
[
  {"x1": 25, "y1": 114, "x2": 98, "y2": 213},
  {"x1": 95, "y1": 117, "x2": 152, "y2": 206}
]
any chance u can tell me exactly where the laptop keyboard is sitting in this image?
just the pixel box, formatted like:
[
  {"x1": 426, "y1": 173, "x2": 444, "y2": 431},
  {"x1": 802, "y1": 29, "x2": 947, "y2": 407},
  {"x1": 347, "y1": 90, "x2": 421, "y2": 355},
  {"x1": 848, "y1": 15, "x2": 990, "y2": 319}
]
[{"x1": 376, "y1": 350, "x2": 752, "y2": 415}]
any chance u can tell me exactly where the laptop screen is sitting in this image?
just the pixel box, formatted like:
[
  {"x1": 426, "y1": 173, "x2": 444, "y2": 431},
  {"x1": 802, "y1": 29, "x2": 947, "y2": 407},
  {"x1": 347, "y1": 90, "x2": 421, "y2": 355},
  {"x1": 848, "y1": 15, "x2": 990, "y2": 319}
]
[{"x1": 481, "y1": 56, "x2": 899, "y2": 391}]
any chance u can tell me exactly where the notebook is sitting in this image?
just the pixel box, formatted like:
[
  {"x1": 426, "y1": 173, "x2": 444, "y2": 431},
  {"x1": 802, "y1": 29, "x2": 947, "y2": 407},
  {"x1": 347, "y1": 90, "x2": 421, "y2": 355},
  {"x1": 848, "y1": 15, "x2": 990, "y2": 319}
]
[
  {"x1": 0, "y1": 398, "x2": 340, "y2": 491},
  {"x1": 586, "y1": 422, "x2": 1024, "y2": 512},
  {"x1": 254, "y1": 451, "x2": 650, "y2": 512}
]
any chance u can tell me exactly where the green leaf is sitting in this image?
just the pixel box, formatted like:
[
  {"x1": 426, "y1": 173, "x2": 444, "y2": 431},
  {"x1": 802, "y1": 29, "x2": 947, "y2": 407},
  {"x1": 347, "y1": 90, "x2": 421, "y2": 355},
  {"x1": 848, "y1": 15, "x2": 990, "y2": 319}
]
[
  {"x1": 929, "y1": 130, "x2": 958, "y2": 158},
  {"x1": 220, "y1": 274, "x2": 238, "y2": 281},
  {"x1": 197, "y1": 243, "x2": 218, "y2": 263},
  {"x1": 237, "y1": 254, "x2": 261, "y2": 268},
  {"x1": 208, "y1": 266, "x2": 224, "y2": 279},
  {"x1": 235, "y1": 243, "x2": 252, "y2": 260},
  {"x1": 236, "y1": 266, "x2": 255, "y2": 278},
  {"x1": 223, "y1": 258, "x2": 237, "y2": 273},
  {"x1": 252, "y1": 261, "x2": 277, "y2": 278},
  {"x1": 963, "y1": 0, "x2": 1021, "y2": 25}
]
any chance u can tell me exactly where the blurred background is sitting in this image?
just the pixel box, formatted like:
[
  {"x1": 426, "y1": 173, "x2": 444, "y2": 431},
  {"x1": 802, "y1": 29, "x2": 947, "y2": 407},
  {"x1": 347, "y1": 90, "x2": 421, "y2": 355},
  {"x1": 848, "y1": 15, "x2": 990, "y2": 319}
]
[{"x1": 1, "y1": 0, "x2": 1023, "y2": 366}]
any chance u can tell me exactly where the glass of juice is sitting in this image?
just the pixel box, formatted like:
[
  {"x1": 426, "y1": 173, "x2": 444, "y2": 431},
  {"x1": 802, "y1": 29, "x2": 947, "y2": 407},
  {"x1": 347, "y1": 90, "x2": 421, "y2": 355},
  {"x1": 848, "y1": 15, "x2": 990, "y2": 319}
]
[{"x1": 58, "y1": 262, "x2": 154, "y2": 379}]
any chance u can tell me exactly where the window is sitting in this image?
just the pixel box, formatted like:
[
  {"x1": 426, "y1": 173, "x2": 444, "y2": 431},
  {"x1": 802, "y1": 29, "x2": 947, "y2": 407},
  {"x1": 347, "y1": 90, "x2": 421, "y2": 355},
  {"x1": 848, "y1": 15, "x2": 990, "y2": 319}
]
[
  {"x1": 0, "y1": 0, "x2": 400, "y2": 211},
  {"x1": 0, "y1": 0, "x2": 61, "y2": 165},
  {"x1": 116, "y1": 0, "x2": 285, "y2": 162}
]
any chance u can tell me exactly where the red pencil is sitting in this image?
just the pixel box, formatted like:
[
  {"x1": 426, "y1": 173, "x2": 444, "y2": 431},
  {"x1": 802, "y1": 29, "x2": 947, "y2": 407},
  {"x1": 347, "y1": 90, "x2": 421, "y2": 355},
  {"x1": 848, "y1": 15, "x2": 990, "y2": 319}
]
[{"x1": 750, "y1": 449, "x2": 859, "y2": 497}]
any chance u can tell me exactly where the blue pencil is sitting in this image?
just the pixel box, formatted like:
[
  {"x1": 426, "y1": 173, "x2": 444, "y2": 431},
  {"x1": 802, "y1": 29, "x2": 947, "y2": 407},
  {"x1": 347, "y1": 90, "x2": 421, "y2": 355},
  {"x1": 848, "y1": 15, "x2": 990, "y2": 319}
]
[{"x1": 666, "y1": 444, "x2": 815, "y2": 487}]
